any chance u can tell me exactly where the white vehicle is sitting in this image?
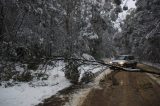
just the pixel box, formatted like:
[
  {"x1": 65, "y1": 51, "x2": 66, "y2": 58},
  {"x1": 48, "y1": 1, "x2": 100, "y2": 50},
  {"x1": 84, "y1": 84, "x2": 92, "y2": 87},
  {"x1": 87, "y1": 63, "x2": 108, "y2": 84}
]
[{"x1": 109, "y1": 55, "x2": 137, "y2": 68}]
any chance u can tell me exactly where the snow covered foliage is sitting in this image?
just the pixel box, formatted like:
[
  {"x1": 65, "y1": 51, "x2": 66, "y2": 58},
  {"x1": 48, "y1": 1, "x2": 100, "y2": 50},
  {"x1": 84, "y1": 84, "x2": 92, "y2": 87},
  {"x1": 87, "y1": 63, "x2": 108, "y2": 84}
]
[
  {"x1": 82, "y1": 53, "x2": 95, "y2": 61},
  {"x1": 115, "y1": 0, "x2": 160, "y2": 63},
  {"x1": 112, "y1": 0, "x2": 136, "y2": 31},
  {"x1": 0, "y1": 0, "x2": 118, "y2": 65},
  {"x1": 64, "y1": 54, "x2": 106, "y2": 84},
  {"x1": 65, "y1": 60, "x2": 80, "y2": 84},
  {"x1": 113, "y1": 0, "x2": 122, "y2": 5},
  {"x1": 79, "y1": 64, "x2": 106, "y2": 83},
  {"x1": 0, "y1": 0, "x2": 118, "y2": 81}
]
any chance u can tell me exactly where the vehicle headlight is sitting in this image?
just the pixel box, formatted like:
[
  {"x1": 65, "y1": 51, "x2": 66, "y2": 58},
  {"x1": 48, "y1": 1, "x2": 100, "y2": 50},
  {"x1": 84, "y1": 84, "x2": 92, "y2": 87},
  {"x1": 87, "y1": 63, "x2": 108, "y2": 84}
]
[
  {"x1": 109, "y1": 61, "x2": 112, "y2": 64},
  {"x1": 119, "y1": 61, "x2": 125, "y2": 65}
]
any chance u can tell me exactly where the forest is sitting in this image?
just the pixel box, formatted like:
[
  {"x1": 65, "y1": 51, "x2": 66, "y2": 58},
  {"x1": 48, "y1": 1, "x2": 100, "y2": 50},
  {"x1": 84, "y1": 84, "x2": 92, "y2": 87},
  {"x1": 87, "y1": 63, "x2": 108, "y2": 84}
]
[
  {"x1": 0, "y1": 0, "x2": 160, "y2": 106},
  {"x1": 1, "y1": 0, "x2": 160, "y2": 80}
]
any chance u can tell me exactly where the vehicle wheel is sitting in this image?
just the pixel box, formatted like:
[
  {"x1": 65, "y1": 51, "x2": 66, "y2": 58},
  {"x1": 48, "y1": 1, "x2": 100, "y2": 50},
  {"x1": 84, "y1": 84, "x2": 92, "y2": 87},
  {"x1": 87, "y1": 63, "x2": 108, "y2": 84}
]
[{"x1": 132, "y1": 63, "x2": 137, "y2": 69}]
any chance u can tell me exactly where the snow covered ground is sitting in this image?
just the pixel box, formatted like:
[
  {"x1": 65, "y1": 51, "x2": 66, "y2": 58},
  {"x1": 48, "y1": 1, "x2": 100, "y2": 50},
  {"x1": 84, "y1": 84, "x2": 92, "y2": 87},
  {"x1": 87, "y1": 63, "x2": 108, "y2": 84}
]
[
  {"x1": 0, "y1": 61, "x2": 71, "y2": 106},
  {"x1": 0, "y1": 57, "x2": 105, "y2": 106},
  {"x1": 142, "y1": 62, "x2": 160, "y2": 69}
]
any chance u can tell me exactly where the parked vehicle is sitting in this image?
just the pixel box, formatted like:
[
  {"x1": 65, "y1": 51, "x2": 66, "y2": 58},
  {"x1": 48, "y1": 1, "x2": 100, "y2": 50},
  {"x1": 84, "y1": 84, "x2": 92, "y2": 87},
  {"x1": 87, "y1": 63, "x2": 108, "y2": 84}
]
[{"x1": 109, "y1": 55, "x2": 137, "y2": 68}]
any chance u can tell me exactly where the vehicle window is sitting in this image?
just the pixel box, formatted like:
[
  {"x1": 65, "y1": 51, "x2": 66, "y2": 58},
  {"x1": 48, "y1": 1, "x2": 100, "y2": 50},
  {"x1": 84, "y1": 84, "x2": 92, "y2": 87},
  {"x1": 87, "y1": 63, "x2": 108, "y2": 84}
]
[
  {"x1": 115, "y1": 56, "x2": 125, "y2": 60},
  {"x1": 115, "y1": 56, "x2": 134, "y2": 60},
  {"x1": 128, "y1": 56, "x2": 134, "y2": 60}
]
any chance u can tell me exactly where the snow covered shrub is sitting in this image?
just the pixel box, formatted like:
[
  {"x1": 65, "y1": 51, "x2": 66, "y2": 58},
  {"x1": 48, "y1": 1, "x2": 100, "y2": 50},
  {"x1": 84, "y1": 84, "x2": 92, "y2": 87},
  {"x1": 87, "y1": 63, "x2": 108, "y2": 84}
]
[
  {"x1": 123, "y1": 6, "x2": 128, "y2": 10},
  {"x1": 81, "y1": 71, "x2": 95, "y2": 84},
  {"x1": 14, "y1": 71, "x2": 33, "y2": 82},
  {"x1": 0, "y1": 63, "x2": 16, "y2": 81},
  {"x1": 4, "y1": 82, "x2": 15, "y2": 88},
  {"x1": 65, "y1": 61, "x2": 80, "y2": 84},
  {"x1": 113, "y1": 0, "x2": 122, "y2": 5},
  {"x1": 27, "y1": 62, "x2": 39, "y2": 70},
  {"x1": 35, "y1": 73, "x2": 49, "y2": 80},
  {"x1": 114, "y1": 6, "x2": 122, "y2": 13}
]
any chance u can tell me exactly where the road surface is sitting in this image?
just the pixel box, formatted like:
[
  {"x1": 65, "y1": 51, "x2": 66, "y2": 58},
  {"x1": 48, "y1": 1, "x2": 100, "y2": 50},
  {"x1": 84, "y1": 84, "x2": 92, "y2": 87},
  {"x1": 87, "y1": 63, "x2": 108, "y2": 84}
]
[
  {"x1": 38, "y1": 64, "x2": 160, "y2": 106},
  {"x1": 80, "y1": 71, "x2": 160, "y2": 106}
]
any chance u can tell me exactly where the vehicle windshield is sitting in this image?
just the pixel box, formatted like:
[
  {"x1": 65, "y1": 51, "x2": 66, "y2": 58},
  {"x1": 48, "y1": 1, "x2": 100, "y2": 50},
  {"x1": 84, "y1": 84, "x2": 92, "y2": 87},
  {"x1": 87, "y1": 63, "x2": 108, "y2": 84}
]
[{"x1": 115, "y1": 55, "x2": 134, "y2": 60}]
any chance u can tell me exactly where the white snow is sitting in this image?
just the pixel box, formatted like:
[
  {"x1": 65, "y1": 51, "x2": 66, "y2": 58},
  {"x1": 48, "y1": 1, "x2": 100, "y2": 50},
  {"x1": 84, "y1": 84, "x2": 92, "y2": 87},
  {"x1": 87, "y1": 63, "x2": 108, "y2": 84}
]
[
  {"x1": 118, "y1": 0, "x2": 136, "y2": 20},
  {"x1": 142, "y1": 62, "x2": 160, "y2": 69},
  {"x1": 147, "y1": 74, "x2": 160, "y2": 85},
  {"x1": 0, "y1": 55, "x2": 107, "y2": 106},
  {"x1": 78, "y1": 64, "x2": 106, "y2": 82},
  {"x1": 123, "y1": 67, "x2": 141, "y2": 71},
  {"x1": 82, "y1": 53, "x2": 95, "y2": 61},
  {"x1": 0, "y1": 61, "x2": 71, "y2": 106}
]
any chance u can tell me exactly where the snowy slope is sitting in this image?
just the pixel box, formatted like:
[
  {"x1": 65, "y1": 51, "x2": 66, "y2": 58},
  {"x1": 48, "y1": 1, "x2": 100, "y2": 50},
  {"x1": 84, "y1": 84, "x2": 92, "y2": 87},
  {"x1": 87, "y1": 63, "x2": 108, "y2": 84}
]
[
  {"x1": 0, "y1": 61, "x2": 71, "y2": 106},
  {"x1": 0, "y1": 58, "x2": 105, "y2": 106}
]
